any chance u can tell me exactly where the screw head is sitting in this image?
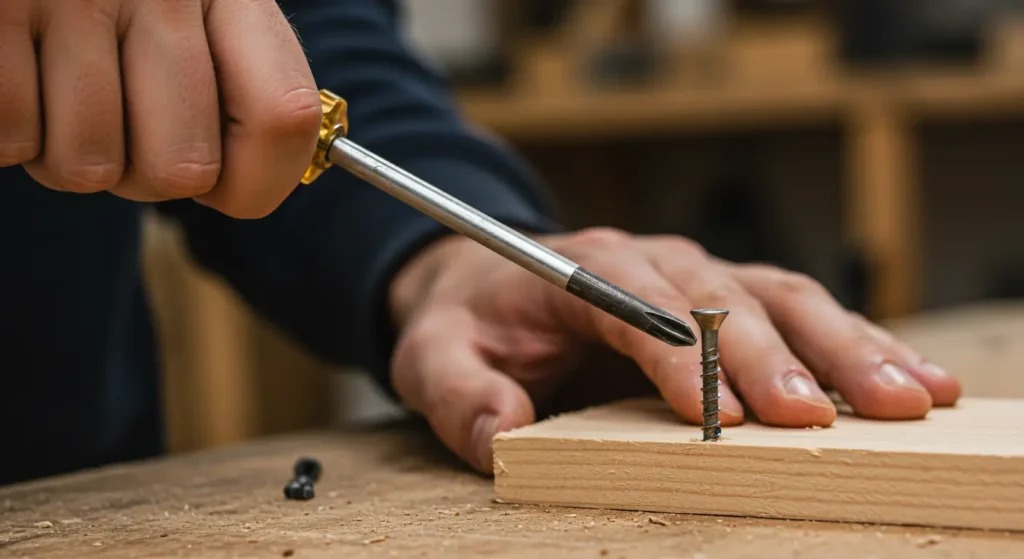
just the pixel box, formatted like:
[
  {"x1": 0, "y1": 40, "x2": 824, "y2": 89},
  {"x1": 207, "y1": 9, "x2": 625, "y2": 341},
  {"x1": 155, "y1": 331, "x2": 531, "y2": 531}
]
[
  {"x1": 284, "y1": 480, "x2": 304, "y2": 499},
  {"x1": 689, "y1": 309, "x2": 729, "y2": 331},
  {"x1": 284, "y1": 479, "x2": 316, "y2": 500}
]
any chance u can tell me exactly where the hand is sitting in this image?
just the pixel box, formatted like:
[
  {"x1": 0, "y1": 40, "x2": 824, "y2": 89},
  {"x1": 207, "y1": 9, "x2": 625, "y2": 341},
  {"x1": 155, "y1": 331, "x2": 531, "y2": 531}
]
[
  {"x1": 389, "y1": 228, "x2": 962, "y2": 473},
  {"x1": 0, "y1": 0, "x2": 321, "y2": 218}
]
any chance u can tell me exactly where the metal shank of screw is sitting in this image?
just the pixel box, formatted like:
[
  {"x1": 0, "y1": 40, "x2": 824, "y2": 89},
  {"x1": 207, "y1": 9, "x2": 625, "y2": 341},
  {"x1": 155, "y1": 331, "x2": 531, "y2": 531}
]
[
  {"x1": 699, "y1": 331, "x2": 722, "y2": 440},
  {"x1": 301, "y1": 89, "x2": 699, "y2": 349},
  {"x1": 691, "y1": 309, "x2": 728, "y2": 441}
]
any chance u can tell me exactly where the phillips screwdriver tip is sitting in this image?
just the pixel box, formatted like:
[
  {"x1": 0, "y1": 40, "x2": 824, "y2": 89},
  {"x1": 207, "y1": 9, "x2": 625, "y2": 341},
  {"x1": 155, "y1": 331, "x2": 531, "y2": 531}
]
[
  {"x1": 565, "y1": 267, "x2": 698, "y2": 347},
  {"x1": 644, "y1": 310, "x2": 699, "y2": 346}
]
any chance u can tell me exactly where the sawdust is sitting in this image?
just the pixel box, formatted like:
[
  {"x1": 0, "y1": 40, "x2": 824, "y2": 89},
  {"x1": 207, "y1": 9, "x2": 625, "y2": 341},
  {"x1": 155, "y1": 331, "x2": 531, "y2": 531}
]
[{"x1": 1, "y1": 429, "x2": 1021, "y2": 558}]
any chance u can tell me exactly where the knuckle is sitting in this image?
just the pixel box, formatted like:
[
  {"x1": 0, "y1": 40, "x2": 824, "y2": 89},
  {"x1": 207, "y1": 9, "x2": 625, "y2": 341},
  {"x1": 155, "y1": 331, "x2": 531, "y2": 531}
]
[
  {"x1": 0, "y1": 139, "x2": 40, "y2": 167},
  {"x1": 571, "y1": 227, "x2": 631, "y2": 250},
  {"x1": 207, "y1": 191, "x2": 289, "y2": 220},
  {"x1": 151, "y1": 157, "x2": 221, "y2": 199},
  {"x1": 696, "y1": 285, "x2": 733, "y2": 307},
  {"x1": 56, "y1": 161, "x2": 123, "y2": 193},
  {"x1": 641, "y1": 288, "x2": 688, "y2": 312},
  {"x1": 258, "y1": 87, "x2": 322, "y2": 138},
  {"x1": 772, "y1": 269, "x2": 828, "y2": 298},
  {"x1": 657, "y1": 236, "x2": 708, "y2": 261}
]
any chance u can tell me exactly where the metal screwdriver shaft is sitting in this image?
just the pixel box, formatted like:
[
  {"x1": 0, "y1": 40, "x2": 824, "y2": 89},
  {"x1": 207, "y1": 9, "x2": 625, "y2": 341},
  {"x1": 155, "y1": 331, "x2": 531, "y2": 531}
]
[
  {"x1": 302, "y1": 89, "x2": 697, "y2": 347},
  {"x1": 690, "y1": 309, "x2": 729, "y2": 441}
]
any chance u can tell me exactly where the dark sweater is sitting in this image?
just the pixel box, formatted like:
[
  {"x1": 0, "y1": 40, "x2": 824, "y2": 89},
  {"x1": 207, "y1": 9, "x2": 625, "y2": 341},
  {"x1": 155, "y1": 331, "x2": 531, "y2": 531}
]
[{"x1": 0, "y1": 0, "x2": 554, "y2": 485}]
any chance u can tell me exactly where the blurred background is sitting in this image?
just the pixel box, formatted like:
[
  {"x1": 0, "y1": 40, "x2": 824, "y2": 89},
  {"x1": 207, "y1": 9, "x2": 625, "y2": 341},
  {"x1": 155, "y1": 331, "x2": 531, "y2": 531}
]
[{"x1": 144, "y1": 0, "x2": 1024, "y2": 455}]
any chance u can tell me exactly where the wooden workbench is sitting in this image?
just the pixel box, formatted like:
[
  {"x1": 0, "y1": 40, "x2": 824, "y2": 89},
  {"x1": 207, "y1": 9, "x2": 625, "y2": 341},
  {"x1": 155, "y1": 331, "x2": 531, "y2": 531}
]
[{"x1": 3, "y1": 421, "x2": 1023, "y2": 558}]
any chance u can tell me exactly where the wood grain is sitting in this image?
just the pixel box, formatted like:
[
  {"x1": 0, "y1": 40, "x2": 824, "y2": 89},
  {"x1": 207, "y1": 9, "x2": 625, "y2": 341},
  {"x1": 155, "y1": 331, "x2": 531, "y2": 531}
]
[
  {"x1": 493, "y1": 397, "x2": 1024, "y2": 531},
  {"x1": 4, "y1": 425, "x2": 1024, "y2": 558}
]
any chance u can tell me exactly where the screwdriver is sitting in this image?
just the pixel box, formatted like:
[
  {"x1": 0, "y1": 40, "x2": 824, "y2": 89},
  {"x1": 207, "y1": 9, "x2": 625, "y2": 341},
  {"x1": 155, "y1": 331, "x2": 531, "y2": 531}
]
[{"x1": 300, "y1": 90, "x2": 697, "y2": 347}]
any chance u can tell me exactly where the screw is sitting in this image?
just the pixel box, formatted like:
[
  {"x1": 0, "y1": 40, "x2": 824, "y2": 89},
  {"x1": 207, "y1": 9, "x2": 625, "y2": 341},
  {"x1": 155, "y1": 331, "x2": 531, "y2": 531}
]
[
  {"x1": 690, "y1": 309, "x2": 729, "y2": 441},
  {"x1": 283, "y1": 457, "x2": 321, "y2": 500},
  {"x1": 284, "y1": 479, "x2": 315, "y2": 500}
]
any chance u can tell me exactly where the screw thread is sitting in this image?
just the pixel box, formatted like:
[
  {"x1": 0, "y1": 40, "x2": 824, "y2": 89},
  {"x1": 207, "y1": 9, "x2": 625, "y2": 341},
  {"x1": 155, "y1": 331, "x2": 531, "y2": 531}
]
[{"x1": 699, "y1": 345, "x2": 722, "y2": 441}]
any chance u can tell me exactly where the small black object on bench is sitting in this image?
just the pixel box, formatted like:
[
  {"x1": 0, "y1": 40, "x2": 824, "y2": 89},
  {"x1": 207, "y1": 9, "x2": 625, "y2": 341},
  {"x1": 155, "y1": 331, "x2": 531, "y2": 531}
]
[{"x1": 283, "y1": 457, "x2": 321, "y2": 500}]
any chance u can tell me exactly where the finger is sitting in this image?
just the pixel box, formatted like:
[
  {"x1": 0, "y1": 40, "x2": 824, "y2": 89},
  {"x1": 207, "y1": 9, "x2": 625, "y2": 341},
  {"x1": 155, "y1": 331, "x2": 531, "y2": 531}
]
[
  {"x1": 732, "y1": 265, "x2": 932, "y2": 420},
  {"x1": 391, "y1": 307, "x2": 535, "y2": 474},
  {"x1": 197, "y1": 0, "x2": 321, "y2": 218},
  {"x1": 644, "y1": 237, "x2": 836, "y2": 427},
  {"x1": 109, "y1": 0, "x2": 221, "y2": 202},
  {"x1": 546, "y1": 229, "x2": 744, "y2": 426},
  {"x1": 23, "y1": 3, "x2": 124, "y2": 192},
  {"x1": 0, "y1": 4, "x2": 41, "y2": 166},
  {"x1": 854, "y1": 314, "x2": 962, "y2": 406}
]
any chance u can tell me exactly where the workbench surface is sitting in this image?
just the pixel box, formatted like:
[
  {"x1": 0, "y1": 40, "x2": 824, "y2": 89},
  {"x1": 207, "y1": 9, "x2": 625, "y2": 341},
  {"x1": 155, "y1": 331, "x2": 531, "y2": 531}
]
[{"x1": 2, "y1": 422, "x2": 1022, "y2": 558}]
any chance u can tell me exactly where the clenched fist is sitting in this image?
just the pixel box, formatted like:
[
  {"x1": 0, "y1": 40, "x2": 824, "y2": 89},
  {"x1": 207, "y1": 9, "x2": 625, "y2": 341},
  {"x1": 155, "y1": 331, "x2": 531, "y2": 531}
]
[{"x1": 0, "y1": 0, "x2": 321, "y2": 218}]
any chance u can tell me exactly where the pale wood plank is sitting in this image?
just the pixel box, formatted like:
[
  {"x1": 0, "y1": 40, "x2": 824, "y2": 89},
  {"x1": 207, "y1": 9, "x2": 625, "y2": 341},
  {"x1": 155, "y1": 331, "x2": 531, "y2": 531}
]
[
  {"x1": 7, "y1": 428, "x2": 1024, "y2": 557},
  {"x1": 493, "y1": 397, "x2": 1024, "y2": 531}
]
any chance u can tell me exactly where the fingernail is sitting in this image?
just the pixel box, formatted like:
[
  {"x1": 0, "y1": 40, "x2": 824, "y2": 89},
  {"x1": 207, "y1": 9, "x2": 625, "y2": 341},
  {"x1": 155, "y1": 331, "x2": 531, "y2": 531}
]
[
  {"x1": 917, "y1": 361, "x2": 950, "y2": 379},
  {"x1": 782, "y1": 372, "x2": 832, "y2": 407},
  {"x1": 878, "y1": 362, "x2": 926, "y2": 391},
  {"x1": 471, "y1": 413, "x2": 498, "y2": 472}
]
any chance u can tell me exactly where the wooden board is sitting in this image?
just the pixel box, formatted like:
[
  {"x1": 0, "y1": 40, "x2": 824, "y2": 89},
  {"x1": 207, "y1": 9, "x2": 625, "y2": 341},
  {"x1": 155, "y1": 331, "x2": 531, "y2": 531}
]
[
  {"x1": 4, "y1": 424, "x2": 1024, "y2": 557},
  {"x1": 492, "y1": 397, "x2": 1024, "y2": 531}
]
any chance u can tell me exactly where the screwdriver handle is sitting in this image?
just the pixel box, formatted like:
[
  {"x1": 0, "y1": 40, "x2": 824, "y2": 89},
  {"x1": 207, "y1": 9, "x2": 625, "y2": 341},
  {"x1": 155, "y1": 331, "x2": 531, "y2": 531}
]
[{"x1": 301, "y1": 90, "x2": 349, "y2": 185}]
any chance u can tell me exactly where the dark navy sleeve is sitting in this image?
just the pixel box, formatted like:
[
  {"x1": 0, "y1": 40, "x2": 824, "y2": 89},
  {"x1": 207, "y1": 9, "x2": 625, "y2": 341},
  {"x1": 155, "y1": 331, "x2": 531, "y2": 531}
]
[{"x1": 157, "y1": 0, "x2": 557, "y2": 395}]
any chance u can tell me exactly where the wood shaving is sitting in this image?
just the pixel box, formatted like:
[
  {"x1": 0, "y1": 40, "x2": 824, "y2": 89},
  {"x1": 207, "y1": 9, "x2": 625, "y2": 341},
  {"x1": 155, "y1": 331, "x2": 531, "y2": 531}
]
[
  {"x1": 916, "y1": 535, "x2": 943, "y2": 548},
  {"x1": 33, "y1": 521, "x2": 53, "y2": 528},
  {"x1": 364, "y1": 535, "x2": 387, "y2": 544},
  {"x1": 648, "y1": 516, "x2": 669, "y2": 526}
]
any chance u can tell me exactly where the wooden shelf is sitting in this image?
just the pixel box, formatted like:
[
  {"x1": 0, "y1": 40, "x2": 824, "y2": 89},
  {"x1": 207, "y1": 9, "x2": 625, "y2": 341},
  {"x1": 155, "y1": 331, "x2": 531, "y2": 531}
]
[
  {"x1": 458, "y1": 72, "x2": 1024, "y2": 142},
  {"x1": 458, "y1": 82, "x2": 848, "y2": 142}
]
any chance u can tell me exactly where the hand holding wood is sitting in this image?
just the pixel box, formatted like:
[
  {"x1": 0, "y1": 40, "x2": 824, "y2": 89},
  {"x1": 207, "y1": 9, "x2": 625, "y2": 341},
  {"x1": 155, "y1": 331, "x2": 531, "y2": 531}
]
[{"x1": 387, "y1": 228, "x2": 962, "y2": 473}]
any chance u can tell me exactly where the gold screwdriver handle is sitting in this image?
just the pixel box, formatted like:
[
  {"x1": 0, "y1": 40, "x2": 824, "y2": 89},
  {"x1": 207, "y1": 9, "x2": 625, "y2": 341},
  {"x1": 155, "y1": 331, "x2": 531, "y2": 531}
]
[{"x1": 301, "y1": 89, "x2": 350, "y2": 185}]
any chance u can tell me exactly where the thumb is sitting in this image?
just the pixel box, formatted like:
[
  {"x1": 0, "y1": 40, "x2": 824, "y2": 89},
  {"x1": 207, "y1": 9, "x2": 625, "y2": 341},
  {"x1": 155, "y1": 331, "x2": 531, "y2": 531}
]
[{"x1": 390, "y1": 309, "x2": 535, "y2": 473}]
